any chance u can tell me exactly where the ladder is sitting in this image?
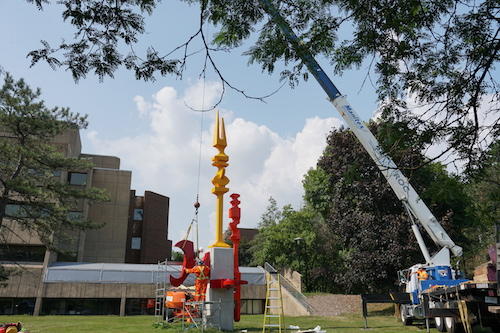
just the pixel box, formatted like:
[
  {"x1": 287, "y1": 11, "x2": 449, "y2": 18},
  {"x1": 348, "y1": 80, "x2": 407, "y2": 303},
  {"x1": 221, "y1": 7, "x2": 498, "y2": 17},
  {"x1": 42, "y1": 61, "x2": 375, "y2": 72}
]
[{"x1": 262, "y1": 263, "x2": 285, "y2": 333}]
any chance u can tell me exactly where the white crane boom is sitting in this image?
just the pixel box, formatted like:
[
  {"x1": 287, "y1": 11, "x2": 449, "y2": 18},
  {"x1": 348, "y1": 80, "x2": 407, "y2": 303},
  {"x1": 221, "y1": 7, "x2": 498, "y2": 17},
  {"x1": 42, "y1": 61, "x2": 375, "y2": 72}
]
[{"x1": 259, "y1": 0, "x2": 463, "y2": 263}]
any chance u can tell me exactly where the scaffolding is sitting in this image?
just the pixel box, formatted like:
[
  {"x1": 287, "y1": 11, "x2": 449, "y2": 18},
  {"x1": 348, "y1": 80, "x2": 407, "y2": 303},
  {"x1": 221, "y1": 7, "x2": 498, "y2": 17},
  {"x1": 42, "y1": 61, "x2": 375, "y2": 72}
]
[
  {"x1": 153, "y1": 259, "x2": 168, "y2": 326},
  {"x1": 153, "y1": 259, "x2": 222, "y2": 331}
]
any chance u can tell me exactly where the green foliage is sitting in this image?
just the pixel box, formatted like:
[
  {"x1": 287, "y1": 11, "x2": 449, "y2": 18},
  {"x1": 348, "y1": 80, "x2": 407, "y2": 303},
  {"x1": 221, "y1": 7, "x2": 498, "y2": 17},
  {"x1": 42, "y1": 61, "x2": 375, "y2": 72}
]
[
  {"x1": 251, "y1": 200, "x2": 341, "y2": 292},
  {"x1": 302, "y1": 168, "x2": 332, "y2": 219},
  {"x1": 24, "y1": 0, "x2": 499, "y2": 167},
  {"x1": 258, "y1": 196, "x2": 281, "y2": 228},
  {"x1": 0, "y1": 73, "x2": 108, "y2": 277},
  {"x1": 465, "y1": 140, "x2": 500, "y2": 251},
  {"x1": 171, "y1": 251, "x2": 184, "y2": 262},
  {"x1": 0, "y1": 314, "x2": 436, "y2": 333},
  {"x1": 257, "y1": 121, "x2": 486, "y2": 294},
  {"x1": 312, "y1": 122, "x2": 482, "y2": 293}
]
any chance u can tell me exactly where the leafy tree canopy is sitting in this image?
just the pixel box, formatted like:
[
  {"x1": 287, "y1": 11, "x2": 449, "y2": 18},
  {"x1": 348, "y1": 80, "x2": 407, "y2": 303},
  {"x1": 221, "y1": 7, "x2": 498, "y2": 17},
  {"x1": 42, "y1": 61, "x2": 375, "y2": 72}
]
[
  {"x1": 24, "y1": 0, "x2": 499, "y2": 169},
  {"x1": 251, "y1": 200, "x2": 341, "y2": 292},
  {"x1": 303, "y1": 122, "x2": 479, "y2": 293},
  {"x1": 0, "y1": 73, "x2": 108, "y2": 278}
]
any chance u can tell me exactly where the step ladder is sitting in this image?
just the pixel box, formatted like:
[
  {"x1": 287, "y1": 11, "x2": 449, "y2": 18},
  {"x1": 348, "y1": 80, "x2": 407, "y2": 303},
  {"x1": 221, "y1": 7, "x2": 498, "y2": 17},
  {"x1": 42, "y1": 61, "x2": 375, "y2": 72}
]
[{"x1": 262, "y1": 263, "x2": 285, "y2": 333}]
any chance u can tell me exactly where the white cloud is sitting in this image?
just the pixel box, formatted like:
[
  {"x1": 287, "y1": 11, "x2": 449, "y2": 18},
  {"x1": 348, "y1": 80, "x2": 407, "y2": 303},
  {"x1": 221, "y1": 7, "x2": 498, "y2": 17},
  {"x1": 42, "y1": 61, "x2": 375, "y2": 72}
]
[
  {"x1": 86, "y1": 81, "x2": 341, "y2": 249},
  {"x1": 374, "y1": 94, "x2": 499, "y2": 173}
]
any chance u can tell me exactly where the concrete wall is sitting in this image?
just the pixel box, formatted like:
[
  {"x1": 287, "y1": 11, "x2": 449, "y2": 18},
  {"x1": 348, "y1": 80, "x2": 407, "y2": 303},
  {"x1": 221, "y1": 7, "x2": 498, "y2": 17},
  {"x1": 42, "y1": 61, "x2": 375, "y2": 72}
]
[
  {"x1": 83, "y1": 168, "x2": 132, "y2": 262},
  {"x1": 0, "y1": 265, "x2": 43, "y2": 298},
  {"x1": 141, "y1": 191, "x2": 170, "y2": 263},
  {"x1": 0, "y1": 265, "x2": 266, "y2": 301},
  {"x1": 1, "y1": 221, "x2": 43, "y2": 245},
  {"x1": 268, "y1": 285, "x2": 311, "y2": 317},
  {"x1": 81, "y1": 154, "x2": 120, "y2": 169},
  {"x1": 241, "y1": 284, "x2": 266, "y2": 299},
  {"x1": 281, "y1": 268, "x2": 302, "y2": 292},
  {"x1": 52, "y1": 128, "x2": 81, "y2": 158},
  {"x1": 43, "y1": 283, "x2": 155, "y2": 299}
]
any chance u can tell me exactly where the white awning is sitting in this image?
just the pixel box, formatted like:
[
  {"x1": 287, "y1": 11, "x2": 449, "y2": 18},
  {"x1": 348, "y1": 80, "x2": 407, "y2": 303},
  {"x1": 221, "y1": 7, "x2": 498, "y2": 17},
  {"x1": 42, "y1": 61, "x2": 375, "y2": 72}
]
[{"x1": 44, "y1": 262, "x2": 266, "y2": 285}]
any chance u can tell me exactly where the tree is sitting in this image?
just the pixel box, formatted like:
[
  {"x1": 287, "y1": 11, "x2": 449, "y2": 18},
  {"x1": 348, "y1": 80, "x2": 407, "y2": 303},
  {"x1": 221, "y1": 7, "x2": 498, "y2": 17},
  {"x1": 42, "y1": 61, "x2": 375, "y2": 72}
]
[
  {"x1": 465, "y1": 140, "x2": 500, "y2": 252},
  {"x1": 24, "y1": 0, "x2": 499, "y2": 167},
  {"x1": 251, "y1": 204, "x2": 342, "y2": 292},
  {"x1": 0, "y1": 73, "x2": 108, "y2": 279},
  {"x1": 171, "y1": 250, "x2": 184, "y2": 262},
  {"x1": 306, "y1": 121, "x2": 478, "y2": 293},
  {"x1": 258, "y1": 196, "x2": 282, "y2": 228}
]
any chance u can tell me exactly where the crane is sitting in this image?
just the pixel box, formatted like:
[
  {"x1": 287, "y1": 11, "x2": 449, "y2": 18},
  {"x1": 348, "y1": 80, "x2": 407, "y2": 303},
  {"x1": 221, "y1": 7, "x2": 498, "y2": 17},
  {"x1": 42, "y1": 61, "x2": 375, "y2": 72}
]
[{"x1": 257, "y1": 0, "x2": 468, "y2": 325}]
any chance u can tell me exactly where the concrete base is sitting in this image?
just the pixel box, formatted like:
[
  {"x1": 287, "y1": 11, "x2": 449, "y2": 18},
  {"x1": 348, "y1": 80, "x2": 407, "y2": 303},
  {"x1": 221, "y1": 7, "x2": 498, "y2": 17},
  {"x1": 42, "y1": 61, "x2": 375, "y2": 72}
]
[{"x1": 207, "y1": 247, "x2": 234, "y2": 331}]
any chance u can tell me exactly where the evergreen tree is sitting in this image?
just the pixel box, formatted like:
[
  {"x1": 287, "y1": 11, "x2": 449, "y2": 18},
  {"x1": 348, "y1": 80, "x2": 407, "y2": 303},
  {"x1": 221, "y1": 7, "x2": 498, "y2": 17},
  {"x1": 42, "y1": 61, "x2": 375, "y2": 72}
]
[{"x1": 0, "y1": 73, "x2": 108, "y2": 280}]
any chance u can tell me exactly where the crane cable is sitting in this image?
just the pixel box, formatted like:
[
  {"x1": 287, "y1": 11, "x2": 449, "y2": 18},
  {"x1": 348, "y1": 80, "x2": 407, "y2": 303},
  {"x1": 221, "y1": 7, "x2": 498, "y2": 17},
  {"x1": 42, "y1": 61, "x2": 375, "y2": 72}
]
[{"x1": 181, "y1": 74, "x2": 207, "y2": 259}]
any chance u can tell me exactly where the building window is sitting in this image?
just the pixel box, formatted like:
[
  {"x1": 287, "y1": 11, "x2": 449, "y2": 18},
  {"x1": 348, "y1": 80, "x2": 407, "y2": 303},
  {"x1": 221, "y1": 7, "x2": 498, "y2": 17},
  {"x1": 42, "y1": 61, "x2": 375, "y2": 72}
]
[
  {"x1": 240, "y1": 299, "x2": 264, "y2": 314},
  {"x1": 41, "y1": 298, "x2": 120, "y2": 315},
  {"x1": 68, "y1": 172, "x2": 87, "y2": 185},
  {"x1": 133, "y1": 208, "x2": 143, "y2": 221},
  {"x1": 5, "y1": 204, "x2": 23, "y2": 217},
  {"x1": 4, "y1": 204, "x2": 32, "y2": 218},
  {"x1": 131, "y1": 237, "x2": 141, "y2": 250},
  {"x1": 67, "y1": 211, "x2": 83, "y2": 221},
  {"x1": 0, "y1": 245, "x2": 46, "y2": 262}
]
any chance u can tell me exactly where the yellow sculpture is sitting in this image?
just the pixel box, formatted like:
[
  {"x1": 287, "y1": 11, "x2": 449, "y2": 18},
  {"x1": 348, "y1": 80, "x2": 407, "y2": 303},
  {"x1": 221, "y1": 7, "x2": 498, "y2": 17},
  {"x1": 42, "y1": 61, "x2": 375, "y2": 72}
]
[{"x1": 209, "y1": 111, "x2": 231, "y2": 248}]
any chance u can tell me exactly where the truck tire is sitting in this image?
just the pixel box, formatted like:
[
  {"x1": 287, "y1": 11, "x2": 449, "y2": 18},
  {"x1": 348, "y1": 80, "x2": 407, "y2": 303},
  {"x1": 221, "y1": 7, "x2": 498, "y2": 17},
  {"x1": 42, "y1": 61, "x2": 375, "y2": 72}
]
[
  {"x1": 435, "y1": 317, "x2": 446, "y2": 332},
  {"x1": 400, "y1": 305, "x2": 412, "y2": 326},
  {"x1": 444, "y1": 317, "x2": 464, "y2": 333}
]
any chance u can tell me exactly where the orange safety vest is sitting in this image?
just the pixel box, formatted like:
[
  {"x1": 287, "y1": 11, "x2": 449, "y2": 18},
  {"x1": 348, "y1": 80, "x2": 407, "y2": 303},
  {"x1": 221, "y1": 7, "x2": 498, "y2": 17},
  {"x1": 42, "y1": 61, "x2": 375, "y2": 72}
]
[
  {"x1": 185, "y1": 265, "x2": 210, "y2": 280},
  {"x1": 417, "y1": 270, "x2": 429, "y2": 280}
]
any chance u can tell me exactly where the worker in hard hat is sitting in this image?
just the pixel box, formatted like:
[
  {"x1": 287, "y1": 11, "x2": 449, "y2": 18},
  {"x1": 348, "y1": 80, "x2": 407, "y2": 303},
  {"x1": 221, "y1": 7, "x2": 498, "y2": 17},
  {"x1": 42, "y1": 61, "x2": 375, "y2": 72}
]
[
  {"x1": 185, "y1": 258, "x2": 210, "y2": 301},
  {"x1": 416, "y1": 267, "x2": 429, "y2": 280}
]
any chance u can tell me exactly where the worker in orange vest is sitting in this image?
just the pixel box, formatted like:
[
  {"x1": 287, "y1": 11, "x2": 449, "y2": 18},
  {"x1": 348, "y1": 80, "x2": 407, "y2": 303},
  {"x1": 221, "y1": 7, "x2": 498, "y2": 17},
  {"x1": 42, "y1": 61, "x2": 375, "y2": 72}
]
[
  {"x1": 185, "y1": 259, "x2": 210, "y2": 301},
  {"x1": 416, "y1": 267, "x2": 429, "y2": 280}
]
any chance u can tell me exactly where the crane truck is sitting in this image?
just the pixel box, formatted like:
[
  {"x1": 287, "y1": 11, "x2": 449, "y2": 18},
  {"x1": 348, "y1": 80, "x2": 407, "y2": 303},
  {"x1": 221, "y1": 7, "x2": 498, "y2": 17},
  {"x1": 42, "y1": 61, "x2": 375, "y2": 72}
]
[{"x1": 258, "y1": 1, "x2": 500, "y2": 332}]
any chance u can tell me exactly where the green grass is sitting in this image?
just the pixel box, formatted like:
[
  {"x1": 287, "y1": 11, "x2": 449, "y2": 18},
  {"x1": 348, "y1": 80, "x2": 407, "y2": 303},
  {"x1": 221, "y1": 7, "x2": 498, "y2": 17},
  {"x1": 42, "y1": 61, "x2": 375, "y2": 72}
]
[{"x1": 0, "y1": 314, "x2": 440, "y2": 333}]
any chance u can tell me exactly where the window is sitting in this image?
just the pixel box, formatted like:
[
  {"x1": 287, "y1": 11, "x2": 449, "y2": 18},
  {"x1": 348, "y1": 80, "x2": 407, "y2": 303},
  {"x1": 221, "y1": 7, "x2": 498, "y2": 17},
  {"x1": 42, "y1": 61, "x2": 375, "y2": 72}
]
[
  {"x1": 133, "y1": 208, "x2": 143, "y2": 221},
  {"x1": 67, "y1": 211, "x2": 83, "y2": 221},
  {"x1": 240, "y1": 299, "x2": 264, "y2": 314},
  {"x1": 5, "y1": 204, "x2": 23, "y2": 217},
  {"x1": 68, "y1": 172, "x2": 87, "y2": 185},
  {"x1": 4, "y1": 204, "x2": 32, "y2": 218},
  {"x1": 131, "y1": 237, "x2": 141, "y2": 250},
  {"x1": 0, "y1": 244, "x2": 46, "y2": 262}
]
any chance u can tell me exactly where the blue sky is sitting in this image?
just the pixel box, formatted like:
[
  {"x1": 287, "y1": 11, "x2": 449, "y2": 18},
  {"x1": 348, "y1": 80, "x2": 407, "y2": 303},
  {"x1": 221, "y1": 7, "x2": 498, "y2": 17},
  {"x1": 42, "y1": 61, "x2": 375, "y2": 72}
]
[{"x1": 0, "y1": 1, "x2": 379, "y2": 250}]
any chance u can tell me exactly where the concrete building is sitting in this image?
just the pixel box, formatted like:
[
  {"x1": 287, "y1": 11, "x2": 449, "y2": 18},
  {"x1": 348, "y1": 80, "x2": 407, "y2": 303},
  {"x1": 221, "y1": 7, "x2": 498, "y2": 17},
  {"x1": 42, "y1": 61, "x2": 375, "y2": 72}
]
[
  {"x1": 0, "y1": 129, "x2": 308, "y2": 317},
  {"x1": 125, "y1": 191, "x2": 172, "y2": 264},
  {"x1": 0, "y1": 128, "x2": 172, "y2": 315}
]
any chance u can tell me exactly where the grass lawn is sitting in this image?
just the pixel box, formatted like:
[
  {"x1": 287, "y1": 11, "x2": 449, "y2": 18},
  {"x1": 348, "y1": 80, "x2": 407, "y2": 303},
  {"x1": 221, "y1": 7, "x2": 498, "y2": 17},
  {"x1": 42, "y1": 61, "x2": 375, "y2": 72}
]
[{"x1": 0, "y1": 314, "x2": 440, "y2": 332}]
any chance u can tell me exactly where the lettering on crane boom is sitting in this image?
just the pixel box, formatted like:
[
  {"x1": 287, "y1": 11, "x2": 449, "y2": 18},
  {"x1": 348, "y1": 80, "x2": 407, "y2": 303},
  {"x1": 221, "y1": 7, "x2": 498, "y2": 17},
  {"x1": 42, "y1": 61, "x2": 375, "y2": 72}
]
[
  {"x1": 342, "y1": 104, "x2": 364, "y2": 129},
  {"x1": 368, "y1": 142, "x2": 411, "y2": 199}
]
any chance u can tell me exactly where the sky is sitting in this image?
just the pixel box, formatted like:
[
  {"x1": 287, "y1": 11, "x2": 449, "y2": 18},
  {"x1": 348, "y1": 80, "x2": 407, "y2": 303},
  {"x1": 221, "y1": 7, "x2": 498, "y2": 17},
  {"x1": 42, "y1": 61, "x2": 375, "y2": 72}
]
[{"x1": 0, "y1": 1, "x2": 379, "y2": 251}]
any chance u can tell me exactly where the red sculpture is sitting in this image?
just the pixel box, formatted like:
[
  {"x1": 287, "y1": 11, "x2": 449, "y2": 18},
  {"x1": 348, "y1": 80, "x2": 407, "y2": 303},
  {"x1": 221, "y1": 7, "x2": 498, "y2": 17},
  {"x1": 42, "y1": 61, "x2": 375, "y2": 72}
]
[
  {"x1": 169, "y1": 239, "x2": 196, "y2": 286},
  {"x1": 228, "y1": 193, "x2": 247, "y2": 322}
]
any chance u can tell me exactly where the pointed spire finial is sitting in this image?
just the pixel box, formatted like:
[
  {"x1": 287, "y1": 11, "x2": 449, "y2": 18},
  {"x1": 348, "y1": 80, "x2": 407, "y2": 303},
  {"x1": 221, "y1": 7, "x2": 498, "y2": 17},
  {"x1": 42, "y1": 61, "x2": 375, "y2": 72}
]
[{"x1": 213, "y1": 111, "x2": 227, "y2": 148}]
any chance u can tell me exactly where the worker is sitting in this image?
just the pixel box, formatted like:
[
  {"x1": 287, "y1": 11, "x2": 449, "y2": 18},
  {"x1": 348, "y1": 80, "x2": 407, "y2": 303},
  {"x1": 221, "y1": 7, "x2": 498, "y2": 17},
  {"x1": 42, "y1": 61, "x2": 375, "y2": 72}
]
[
  {"x1": 416, "y1": 267, "x2": 429, "y2": 280},
  {"x1": 185, "y1": 258, "x2": 210, "y2": 301}
]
